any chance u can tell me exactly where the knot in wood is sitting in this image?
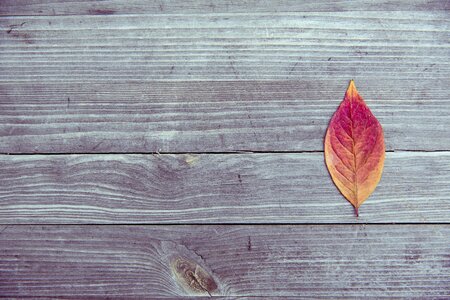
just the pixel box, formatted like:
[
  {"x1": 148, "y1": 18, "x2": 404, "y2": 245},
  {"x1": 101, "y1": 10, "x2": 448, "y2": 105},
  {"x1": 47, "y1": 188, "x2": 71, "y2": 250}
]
[{"x1": 171, "y1": 257, "x2": 217, "y2": 295}]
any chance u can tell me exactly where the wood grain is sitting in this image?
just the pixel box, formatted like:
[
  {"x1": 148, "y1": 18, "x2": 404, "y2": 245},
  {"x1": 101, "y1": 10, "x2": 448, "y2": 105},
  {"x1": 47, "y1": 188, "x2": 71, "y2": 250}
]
[
  {"x1": 1, "y1": 152, "x2": 449, "y2": 224},
  {"x1": 1, "y1": 12, "x2": 448, "y2": 82},
  {"x1": 1, "y1": 2, "x2": 448, "y2": 298},
  {"x1": 1, "y1": 0, "x2": 448, "y2": 16},
  {"x1": 1, "y1": 11, "x2": 448, "y2": 153},
  {"x1": 0, "y1": 225, "x2": 448, "y2": 297},
  {"x1": 1, "y1": 79, "x2": 449, "y2": 153}
]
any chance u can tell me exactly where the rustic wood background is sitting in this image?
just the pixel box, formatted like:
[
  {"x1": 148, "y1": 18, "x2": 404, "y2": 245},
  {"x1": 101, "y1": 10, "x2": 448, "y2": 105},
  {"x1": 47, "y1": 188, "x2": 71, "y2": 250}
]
[{"x1": 0, "y1": 0, "x2": 449, "y2": 298}]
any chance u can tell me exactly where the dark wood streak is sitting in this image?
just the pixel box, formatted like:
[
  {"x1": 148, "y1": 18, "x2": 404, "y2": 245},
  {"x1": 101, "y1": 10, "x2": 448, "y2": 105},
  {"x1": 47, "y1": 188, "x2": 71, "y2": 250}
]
[{"x1": 87, "y1": 9, "x2": 116, "y2": 15}]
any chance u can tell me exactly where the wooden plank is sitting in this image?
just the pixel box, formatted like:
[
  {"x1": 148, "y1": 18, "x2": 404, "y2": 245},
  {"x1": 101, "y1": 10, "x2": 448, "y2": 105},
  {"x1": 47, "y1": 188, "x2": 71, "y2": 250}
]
[
  {"x1": 1, "y1": 12, "x2": 448, "y2": 82},
  {"x1": 1, "y1": 80, "x2": 449, "y2": 153},
  {"x1": 0, "y1": 152, "x2": 449, "y2": 224},
  {"x1": 0, "y1": 79, "x2": 450, "y2": 153},
  {"x1": 0, "y1": 12, "x2": 448, "y2": 153},
  {"x1": 0, "y1": 225, "x2": 448, "y2": 297},
  {"x1": 1, "y1": 0, "x2": 448, "y2": 16}
]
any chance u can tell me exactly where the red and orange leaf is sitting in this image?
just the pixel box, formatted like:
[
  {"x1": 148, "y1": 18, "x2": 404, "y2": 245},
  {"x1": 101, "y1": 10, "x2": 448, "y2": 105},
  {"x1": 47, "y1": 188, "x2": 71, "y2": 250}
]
[{"x1": 324, "y1": 80, "x2": 385, "y2": 216}]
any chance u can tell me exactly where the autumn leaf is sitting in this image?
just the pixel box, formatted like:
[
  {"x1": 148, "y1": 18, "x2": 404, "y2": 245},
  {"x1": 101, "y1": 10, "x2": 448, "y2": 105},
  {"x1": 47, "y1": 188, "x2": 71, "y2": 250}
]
[{"x1": 324, "y1": 80, "x2": 385, "y2": 217}]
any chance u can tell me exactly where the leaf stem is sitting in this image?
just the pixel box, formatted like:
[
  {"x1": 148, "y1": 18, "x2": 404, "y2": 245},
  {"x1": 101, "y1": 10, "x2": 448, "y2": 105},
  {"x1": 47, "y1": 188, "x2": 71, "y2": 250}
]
[{"x1": 354, "y1": 206, "x2": 359, "y2": 217}]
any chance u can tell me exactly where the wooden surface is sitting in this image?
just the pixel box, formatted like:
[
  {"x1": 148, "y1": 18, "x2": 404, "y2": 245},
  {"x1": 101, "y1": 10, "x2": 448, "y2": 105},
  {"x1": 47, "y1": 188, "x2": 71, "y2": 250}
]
[
  {"x1": 0, "y1": 0, "x2": 449, "y2": 298},
  {"x1": 1, "y1": 9, "x2": 449, "y2": 153},
  {"x1": 1, "y1": 80, "x2": 450, "y2": 153},
  {"x1": 1, "y1": 0, "x2": 449, "y2": 16},
  {"x1": 0, "y1": 152, "x2": 449, "y2": 224},
  {"x1": 1, "y1": 225, "x2": 449, "y2": 298}
]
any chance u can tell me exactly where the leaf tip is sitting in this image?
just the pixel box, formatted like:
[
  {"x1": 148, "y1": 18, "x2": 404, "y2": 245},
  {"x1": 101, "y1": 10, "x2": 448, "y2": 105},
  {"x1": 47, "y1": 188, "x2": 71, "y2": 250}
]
[
  {"x1": 347, "y1": 79, "x2": 357, "y2": 95},
  {"x1": 345, "y1": 80, "x2": 364, "y2": 103}
]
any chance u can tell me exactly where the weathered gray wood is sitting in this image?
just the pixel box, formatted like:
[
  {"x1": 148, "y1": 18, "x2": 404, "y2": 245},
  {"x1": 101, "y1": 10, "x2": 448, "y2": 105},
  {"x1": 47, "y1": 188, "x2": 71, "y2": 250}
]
[
  {"x1": 0, "y1": 225, "x2": 448, "y2": 297},
  {"x1": 0, "y1": 11, "x2": 449, "y2": 153},
  {"x1": 1, "y1": 152, "x2": 449, "y2": 224},
  {"x1": 0, "y1": 0, "x2": 448, "y2": 16},
  {"x1": 1, "y1": 12, "x2": 448, "y2": 82},
  {"x1": 1, "y1": 2, "x2": 448, "y2": 298},
  {"x1": 1, "y1": 79, "x2": 449, "y2": 153}
]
